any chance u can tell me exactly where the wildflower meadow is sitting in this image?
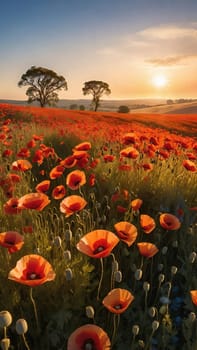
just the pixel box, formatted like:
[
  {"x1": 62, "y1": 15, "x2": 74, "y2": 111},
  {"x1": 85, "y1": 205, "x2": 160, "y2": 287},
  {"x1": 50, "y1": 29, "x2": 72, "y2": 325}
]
[{"x1": 0, "y1": 103, "x2": 196, "y2": 350}]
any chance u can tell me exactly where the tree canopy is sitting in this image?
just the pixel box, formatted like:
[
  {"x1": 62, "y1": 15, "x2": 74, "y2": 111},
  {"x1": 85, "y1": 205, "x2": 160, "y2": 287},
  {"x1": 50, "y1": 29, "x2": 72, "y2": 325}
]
[
  {"x1": 82, "y1": 80, "x2": 111, "y2": 111},
  {"x1": 18, "y1": 66, "x2": 68, "y2": 107}
]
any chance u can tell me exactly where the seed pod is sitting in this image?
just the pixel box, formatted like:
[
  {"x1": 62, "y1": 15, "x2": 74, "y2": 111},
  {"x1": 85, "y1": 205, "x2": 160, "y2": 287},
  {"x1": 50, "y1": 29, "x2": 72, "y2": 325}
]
[
  {"x1": 15, "y1": 319, "x2": 28, "y2": 335},
  {"x1": 64, "y1": 250, "x2": 72, "y2": 261},
  {"x1": 138, "y1": 340, "x2": 145, "y2": 348},
  {"x1": 158, "y1": 274, "x2": 165, "y2": 283},
  {"x1": 143, "y1": 282, "x2": 150, "y2": 292},
  {"x1": 135, "y1": 269, "x2": 143, "y2": 280},
  {"x1": 112, "y1": 260, "x2": 119, "y2": 273},
  {"x1": 157, "y1": 263, "x2": 164, "y2": 272},
  {"x1": 0, "y1": 311, "x2": 12, "y2": 328},
  {"x1": 152, "y1": 320, "x2": 159, "y2": 332},
  {"x1": 171, "y1": 266, "x2": 178, "y2": 275},
  {"x1": 0, "y1": 338, "x2": 10, "y2": 350},
  {"x1": 132, "y1": 324, "x2": 140, "y2": 336},
  {"x1": 65, "y1": 229, "x2": 72, "y2": 242},
  {"x1": 114, "y1": 271, "x2": 122, "y2": 283},
  {"x1": 162, "y1": 246, "x2": 168, "y2": 255},
  {"x1": 85, "y1": 306, "x2": 95, "y2": 319},
  {"x1": 53, "y1": 236, "x2": 62, "y2": 248},
  {"x1": 188, "y1": 312, "x2": 196, "y2": 322},
  {"x1": 189, "y1": 252, "x2": 196, "y2": 264},
  {"x1": 149, "y1": 307, "x2": 157, "y2": 318},
  {"x1": 172, "y1": 240, "x2": 178, "y2": 248}
]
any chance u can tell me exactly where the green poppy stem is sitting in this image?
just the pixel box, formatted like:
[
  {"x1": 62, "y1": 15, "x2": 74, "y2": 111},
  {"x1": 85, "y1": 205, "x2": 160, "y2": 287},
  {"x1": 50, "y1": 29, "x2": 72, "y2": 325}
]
[
  {"x1": 29, "y1": 287, "x2": 40, "y2": 332},
  {"x1": 22, "y1": 333, "x2": 31, "y2": 350},
  {"x1": 97, "y1": 257, "x2": 104, "y2": 301},
  {"x1": 111, "y1": 314, "x2": 120, "y2": 347}
]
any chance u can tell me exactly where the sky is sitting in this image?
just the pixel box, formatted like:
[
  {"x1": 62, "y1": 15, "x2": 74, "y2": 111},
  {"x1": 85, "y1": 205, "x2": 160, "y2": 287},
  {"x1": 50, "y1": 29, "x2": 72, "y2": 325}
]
[{"x1": 1, "y1": 0, "x2": 197, "y2": 101}]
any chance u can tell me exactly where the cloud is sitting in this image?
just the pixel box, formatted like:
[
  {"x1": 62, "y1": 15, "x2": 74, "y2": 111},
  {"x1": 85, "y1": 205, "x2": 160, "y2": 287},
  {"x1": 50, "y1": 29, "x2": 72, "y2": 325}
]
[
  {"x1": 146, "y1": 55, "x2": 197, "y2": 66},
  {"x1": 138, "y1": 24, "x2": 197, "y2": 40}
]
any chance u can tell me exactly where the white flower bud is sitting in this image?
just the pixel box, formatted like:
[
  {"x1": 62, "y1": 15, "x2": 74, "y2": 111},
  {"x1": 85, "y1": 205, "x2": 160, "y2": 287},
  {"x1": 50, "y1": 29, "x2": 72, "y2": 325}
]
[
  {"x1": 85, "y1": 306, "x2": 95, "y2": 319},
  {"x1": 0, "y1": 311, "x2": 12, "y2": 328},
  {"x1": 53, "y1": 236, "x2": 62, "y2": 248},
  {"x1": 189, "y1": 252, "x2": 196, "y2": 264},
  {"x1": 171, "y1": 266, "x2": 178, "y2": 275},
  {"x1": 132, "y1": 324, "x2": 140, "y2": 336},
  {"x1": 162, "y1": 246, "x2": 168, "y2": 255},
  {"x1": 143, "y1": 282, "x2": 150, "y2": 292},
  {"x1": 148, "y1": 307, "x2": 157, "y2": 318},
  {"x1": 158, "y1": 274, "x2": 165, "y2": 283},
  {"x1": 188, "y1": 312, "x2": 196, "y2": 322},
  {"x1": 114, "y1": 271, "x2": 122, "y2": 283},
  {"x1": 65, "y1": 229, "x2": 72, "y2": 242},
  {"x1": 152, "y1": 320, "x2": 159, "y2": 332},
  {"x1": 135, "y1": 269, "x2": 143, "y2": 280},
  {"x1": 0, "y1": 338, "x2": 10, "y2": 350},
  {"x1": 64, "y1": 250, "x2": 72, "y2": 261},
  {"x1": 15, "y1": 318, "x2": 28, "y2": 335}
]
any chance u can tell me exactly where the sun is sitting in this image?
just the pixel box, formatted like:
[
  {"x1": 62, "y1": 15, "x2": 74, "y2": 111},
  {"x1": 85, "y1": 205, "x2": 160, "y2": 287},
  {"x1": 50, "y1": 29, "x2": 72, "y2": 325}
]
[{"x1": 152, "y1": 74, "x2": 168, "y2": 88}]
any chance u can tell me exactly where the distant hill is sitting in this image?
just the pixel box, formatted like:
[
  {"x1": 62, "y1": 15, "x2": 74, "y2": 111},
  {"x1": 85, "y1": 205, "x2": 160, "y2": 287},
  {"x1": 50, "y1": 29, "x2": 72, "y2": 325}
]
[{"x1": 130, "y1": 100, "x2": 197, "y2": 114}]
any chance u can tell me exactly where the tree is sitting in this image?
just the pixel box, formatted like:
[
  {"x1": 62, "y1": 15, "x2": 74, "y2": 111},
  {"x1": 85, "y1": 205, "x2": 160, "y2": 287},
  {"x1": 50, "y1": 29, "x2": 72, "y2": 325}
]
[
  {"x1": 82, "y1": 80, "x2": 111, "y2": 111},
  {"x1": 18, "y1": 66, "x2": 68, "y2": 107},
  {"x1": 118, "y1": 105, "x2": 130, "y2": 113}
]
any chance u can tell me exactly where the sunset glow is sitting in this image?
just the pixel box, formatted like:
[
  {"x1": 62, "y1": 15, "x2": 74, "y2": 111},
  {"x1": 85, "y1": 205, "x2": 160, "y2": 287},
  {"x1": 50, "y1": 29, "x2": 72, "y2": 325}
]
[{"x1": 151, "y1": 75, "x2": 168, "y2": 88}]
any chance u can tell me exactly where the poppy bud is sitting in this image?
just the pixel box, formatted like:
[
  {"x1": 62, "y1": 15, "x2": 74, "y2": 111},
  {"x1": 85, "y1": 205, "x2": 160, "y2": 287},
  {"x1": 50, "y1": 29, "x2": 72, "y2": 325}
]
[
  {"x1": 135, "y1": 269, "x2": 143, "y2": 280},
  {"x1": 158, "y1": 274, "x2": 165, "y2": 283},
  {"x1": 148, "y1": 307, "x2": 157, "y2": 318},
  {"x1": 189, "y1": 252, "x2": 196, "y2": 263},
  {"x1": 15, "y1": 318, "x2": 28, "y2": 335},
  {"x1": 65, "y1": 268, "x2": 73, "y2": 281},
  {"x1": 64, "y1": 250, "x2": 71, "y2": 261},
  {"x1": 65, "y1": 229, "x2": 72, "y2": 242},
  {"x1": 53, "y1": 236, "x2": 62, "y2": 248},
  {"x1": 0, "y1": 338, "x2": 10, "y2": 350},
  {"x1": 114, "y1": 271, "x2": 122, "y2": 283},
  {"x1": 85, "y1": 306, "x2": 95, "y2": 319},
  {"x1": 0, "y1": 311, "x2": 12, "y2": 328},
  {"x1": 158, "y1": 263, "x2": 163, "y2": 271},
  {"x1": 162, "y1": 246, "x2": 168, "y2": 255},
  {"x1": 188, "y1": 312, "x2": 196, "y2": 322},
  {"x1": 132, "y1": 324, "x2": 140, "y2": 336},
  {"x1": 143, "y1": 282, "x2": 150, "y2": 292},
  {"x1": 152, "y1": 320, "x2": 159, "y2": 332},
  {"x1": 138, "y1": 339, "x2": 145, "y2": 348},
  {"x1": 171, "y1": 266, "x2": 178, "y2": 275}
]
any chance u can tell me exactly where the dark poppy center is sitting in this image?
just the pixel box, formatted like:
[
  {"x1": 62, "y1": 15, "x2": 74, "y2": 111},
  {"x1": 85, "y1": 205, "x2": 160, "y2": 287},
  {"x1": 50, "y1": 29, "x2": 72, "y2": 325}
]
[
  {"x1": 113, "y1": 304, "x2": 123, "y2": 310},
  {"x1": 82, "y1": 338, "x2": 96, "y2": 350},
  {"x1": 27, "y1": 272, "x2": 41, "y2": 280},
  {"x1": 5, "y1": 239, "x2": 15, "y2": 245},
  {"x1": 93, "y1": 246, "x2": 105, "y2": 254}
]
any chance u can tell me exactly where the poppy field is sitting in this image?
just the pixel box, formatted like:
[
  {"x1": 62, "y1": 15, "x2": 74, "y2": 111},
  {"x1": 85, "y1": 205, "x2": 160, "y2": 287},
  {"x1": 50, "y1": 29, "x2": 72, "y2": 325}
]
[{"x1": 0, "y1": 103, "x2": 196, "y2": 350}]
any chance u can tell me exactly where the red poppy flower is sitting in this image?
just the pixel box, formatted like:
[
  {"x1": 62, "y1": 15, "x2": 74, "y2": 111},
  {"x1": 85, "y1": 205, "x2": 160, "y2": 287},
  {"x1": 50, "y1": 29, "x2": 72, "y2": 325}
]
[
  {"x1": 140, "y1": 214, "x2": 156, "y2": 234},
  {"x1": 49, "y1": 165, "x2": 65, "y2": 179},
  {"x1": 52, "y1": 185, "x2": 66, "y2": 199},
  {"x1": 66, "y1": 170, "x2": 86, "y2": 190},
  {"x1": 114, "y1": 221, "x2": 137, "y2": 247},
  {"x1": 0, "y1": 231, "x2": 24, "y2": 253},
  {"x1": 60, "y1": 155, "x2": 77, "y2": 168},
  {"x1": 35, "y1": 180, "x2": 50, "y2": 193},
  {"x1": 18, "y1": 193, "x2": 50, "y2": 211},
  {"x1": 26, "y1": 139, "x2": 36, "y2": 148},
  {"x1": 60, "y1": 195, "x2": 87, "y2": 217},
  {"x1": 103, "y1": 154, "x2": 116, "y2": 162},
  {"x1": 130, "y1": 198, "x2": 143, "y2": 211},
  {"x1": 120, "y1": 146, "x2": 139, "y2": 159},
  {"x1": 4, "y1": 197, "x2": 22, "y2": 215},
  {"x1": 77, "y1": 229, "x2": 119, "y2": 258},
  {"x1": 67, "y1": 324, "x2": 111, "y2": 350},
  {"x1": 73, "y1": 141, "x2": 91, "y2": 151},
  {"x1": 17, "y1": 148, "x2": 30, "y2": 158},
  {"x1": 159, "y1": 213, "x2": 181, "y2": 230},
  {"x1": 190, "y1": 290, "x2": 197, "y2": 306},
  {"x1": 89, "y1": 173, "x2": 96, "y2": 186},
  {"x1": 11, "y1": 159, "x2": 32, "y2": 172},
  {"x1": 137, "y1": 242, "x2": 159, "y2": 258},
  {"x1": 32, "y1": 150, "x2": 44, "y2": 165},
  {"x1": 102, "y1": 288, "x2": 134, "y2": 314},
  {"x1": 182, "y1": 160, "x2": 197, "y2": 172},
  {"x1": 2, "y1": 149, "x2": 13, "y2": 157},
  {"x1": 142, "y1": 163, "x2": 154, "y2": 171},
  {"x1": 73, "y1": 151, "x2": 90, "y2": 168},
  {"x1": 8, "y1": 254, "x2": 55, "y2": 287},
  {"x1": 118, "y1": 163, "x2": 132, "y2": 171},
  {"x1": 117, "y1": 205, "x2": 127, "y2": 213},
  {"x1": 23, "y1": 226, "x2": 33, "y2": 234},
  {"x1": 122, "y1": 132, "x2": 137, "y2": 145},
  {"x1": 7, "y1": 173, "x2": 21, "y2": 184}
]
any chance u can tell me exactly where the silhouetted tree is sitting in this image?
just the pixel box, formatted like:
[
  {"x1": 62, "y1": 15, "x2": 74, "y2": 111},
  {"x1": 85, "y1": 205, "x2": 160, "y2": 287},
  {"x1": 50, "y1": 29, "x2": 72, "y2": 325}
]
[
  {"x1": 18, "y1": 66, "x2": 68, "y2": 107},
  {"x1": 118, "y1": 105, "x2": 130, "y2": 113},
  {"x1": 82, "y1": 80, "x2": 111, "y2": 111}
]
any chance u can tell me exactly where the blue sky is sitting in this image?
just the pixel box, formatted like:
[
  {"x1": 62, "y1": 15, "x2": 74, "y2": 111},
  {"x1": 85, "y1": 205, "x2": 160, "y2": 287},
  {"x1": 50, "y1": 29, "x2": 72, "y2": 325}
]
[{"x1": 1, "y1": 0, "x2": 197, "y2": 100}]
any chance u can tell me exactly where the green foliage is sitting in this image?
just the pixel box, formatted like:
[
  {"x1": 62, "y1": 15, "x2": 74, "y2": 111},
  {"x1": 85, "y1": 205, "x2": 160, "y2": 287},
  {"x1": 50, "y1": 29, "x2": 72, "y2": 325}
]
[
  {"x1": 82, "y1": 80, "x2": 111, "y2": 111},
  {"x1": 18, "y1": 66, "x2": 68, "y2": 107},
  {"x1": 117, "y1": 105, "x2": 130, "y2": 113}
]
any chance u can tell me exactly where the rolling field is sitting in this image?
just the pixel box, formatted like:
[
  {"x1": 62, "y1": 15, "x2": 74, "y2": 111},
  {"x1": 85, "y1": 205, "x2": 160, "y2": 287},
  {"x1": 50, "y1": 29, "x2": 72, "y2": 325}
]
[{"x1": 0, "y1": 103, "x2": 196, "y2": 350}]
